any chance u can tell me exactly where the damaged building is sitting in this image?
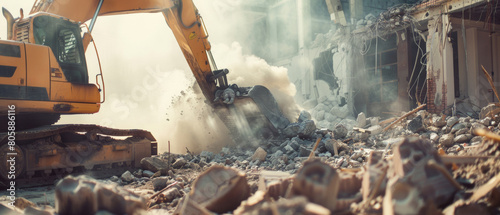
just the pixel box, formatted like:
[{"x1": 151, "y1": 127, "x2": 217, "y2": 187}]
[{"x1": 233, "y1": 0, "x2": 500, "y2": 127}]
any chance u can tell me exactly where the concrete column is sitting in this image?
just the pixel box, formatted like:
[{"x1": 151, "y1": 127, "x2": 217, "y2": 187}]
[
  {"x1": 349, "y1": 0, "x2": 363, "y2": 24},
  {"x1": 466, "y1": 28, "x2": 479, "y2": 105},
  {"x1": 442, "y1": 15, "x2": 455, "y2": 108},
  {"x1": 426, "y1": 14, "x2": 455, "y2": 113}
]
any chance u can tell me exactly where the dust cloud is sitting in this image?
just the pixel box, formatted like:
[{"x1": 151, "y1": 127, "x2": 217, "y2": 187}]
[
  {"x1": 214, "y1": 43, "x2": 300, "y2": 121},
  {"x1": 161, "y1": 42, "x2": 300, "y2": 154}
]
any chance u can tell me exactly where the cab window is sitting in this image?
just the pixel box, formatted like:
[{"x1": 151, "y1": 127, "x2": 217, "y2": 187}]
[{"x1": 57, "y1": 29, "x2": 81, "y2": 64}]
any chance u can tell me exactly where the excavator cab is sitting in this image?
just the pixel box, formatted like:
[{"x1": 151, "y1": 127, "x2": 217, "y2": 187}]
[
  {"x1": 33, "y1": 15, "x2": 89, "y2": 84},
  {"x1": 0, "y1": 11, "x2": 101, "y2": 131}
]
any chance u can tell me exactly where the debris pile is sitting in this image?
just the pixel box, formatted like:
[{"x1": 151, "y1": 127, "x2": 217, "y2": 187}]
[
  {"x1": 309, "y1": 95, "x2": 357, "y2": 131},
  {"x1": 2, "y1": 104, "x2": 500, "y2": 214}
]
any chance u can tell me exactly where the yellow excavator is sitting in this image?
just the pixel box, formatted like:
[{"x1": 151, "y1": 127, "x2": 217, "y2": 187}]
[{"x1": 0, "y1": 0, "x2": 290, "y2": 182}]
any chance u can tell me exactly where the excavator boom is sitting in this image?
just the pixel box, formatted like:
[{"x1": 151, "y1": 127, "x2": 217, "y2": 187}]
[{"x1": 27, "y1": 0, "x2": 291, "y2": 133}]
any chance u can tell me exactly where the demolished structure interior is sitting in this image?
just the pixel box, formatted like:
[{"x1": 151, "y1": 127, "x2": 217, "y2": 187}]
[{"x1": 236, "y1": 0, "x2": 500, "y2": 122}]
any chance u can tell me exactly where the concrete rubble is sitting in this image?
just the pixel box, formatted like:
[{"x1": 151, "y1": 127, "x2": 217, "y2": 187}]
[{"x1": 2, "y1": 103, "x2": 500, "y2": 215}]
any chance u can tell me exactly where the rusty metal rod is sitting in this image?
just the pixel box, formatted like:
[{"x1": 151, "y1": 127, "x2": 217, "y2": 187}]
[
  {"x1": 149, "y1": 181, "x2": 179, "y2": 200},
  {"x1": 481, "y1": 65, "x2": 500, "y2": 103},
  {"x1": 427, "y1": 160, "x2": 462, "y2": 190},
  {"x1": 474, "y1": 128, "x2": 500, "y2": 142},
  {"x1": 167, "y1": 141, "x2": 171, "y2": 174},
  {"x1": 308, "y1": 137, "x2": 322, "y2": 160},
  {"x1": 441, "y1": 155, "x2": 495, "y2": 165}
]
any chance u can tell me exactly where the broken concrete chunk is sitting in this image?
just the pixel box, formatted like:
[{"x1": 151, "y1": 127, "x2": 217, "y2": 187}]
[
  {"x1": 369, "y1": 117, "x2": 379, "y2": 127},
  {"x1": 298, "y1": 110, "x2": 312, "y2": 123},
  {"x1": 362, "y1": 151, "x2": 388, "y2": 201},
  {"x1": 367, "y1": 125, "x2": 383, "y2": 135},
  {"x1": 447, "y1": 116, "x2": 459, "y2": 127},
  {"x1": 454, "y1": 134, "x2": 471, "y2": 143},
  {"x1": 432, "y1": 116, "x2": 447, "y2": 127},
  {"x1": 336, "y1": 173, "x2": 363, "y2": 211},
  {"x1": 439, "y1": 134, "x2": 455, "y2": 147},
  {"x1": 331, "y1": 106, "x2": 350, "y2": 119},
  {"x1": 480, "y1": 117, "x2": 492, "y2": 126},
  {"x1": 284, "y1": 120, "x2": 316, "y2": 138},
  {"x1": 200, "y1": 151, "x2": 214, "y2": 162},
  {"x1": 430, "y1": 133, "x2": 439, "y2": 142},
  {"x1": 55, "y1": 176, "x2": 98, "y2": 215},
  {"x1": 357, "y1": 112, "x2": 367, "y2": 128},
  {"x1": 451, "y1": 123, "x2": 466, "y2": 133},
  {"x1": 288, "y1": 159, "x2": 339, "y2": 212},
  {"x1": 140, "y1": 156, "x2": 169, "y2": 173},
  {"x1": 333, "y1": 124, "x2": 348, "y2": 139},
  {"x1": 55, "y1": 175, "x2": 146, "y2": 215},
  {"x1": 172, "y1": 157, "x2": 187, "y2": 169},
  {"x1": 188, "y1": 165, "x2": 250, "y2": 213},
  {"x1": 258, "y1": 171, "x2": 292, "y2": 200},
  {"x1": 236, "y1": 196, "x2": 330, "y2": 215},
  {"x1": 233, "y1": 191, "x2": 268, "y2": 215},
  {"x1": 353, "y1": 132, "x2": 370, "y2": 142},
  {"x1": 386, "y1": 137, "x2": 459, "y2": 211},
  {"x1": 299, "y1": 145, "x2": 312, "y2": 157},
  {"x1": 299, "y1": 120, "x2": 317, "y2": 138},
  {"x1": 324, "y1": 139, "x2": 338, "y2": 156},
  {"x1": 408, "y1": 115, "x2": 425, "y2": 133},
  {"x1": 251, "y1": 147, "x2": 267, "y2": 162},
  {"x1": 480, "y1": 103, "x2": 500, "y2": 119},
  {"x1": 133, "y1": 169, "x2": 143, "y2": 178},
  {"x1": 95, "y1": 183, "x2": 146, "y2": 215},
  {"x1": 383, "y1": 180, "x2": 426, "y2": 215},
  {"x1": 142, "y1": 170, "x2": 155, "y2": 178},
  {"x1": 152, "y1": 177, "x2": 169, "y2": 191},
  {"x1": 173, "y1": 197, "x2": 213, "y2": 215},
  {"x1": 13, "y1": 197, "x2": 36, "y2": 211},
  {"x1": 283, "y1": 123, "x2": 301, "y2": 137},
  {"x1": 120, "y1": 170, "x2": 135, "y2": 182},
  {"x1": 220, "y1": 147, "x2": 230, "y2": 155},
  {"x1": 284, "y1": 144, "x2": 295, "y2": 153}
]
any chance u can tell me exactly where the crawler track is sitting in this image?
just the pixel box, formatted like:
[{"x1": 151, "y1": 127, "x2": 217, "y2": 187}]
[{"x1": 0, "y1": 124, "x2": 157, "y2": 188}]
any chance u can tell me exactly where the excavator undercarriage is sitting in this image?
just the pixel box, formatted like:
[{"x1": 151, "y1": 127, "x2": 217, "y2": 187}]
[{"x1": 0, "y1": 124, "x2": 157, "y2": 186}]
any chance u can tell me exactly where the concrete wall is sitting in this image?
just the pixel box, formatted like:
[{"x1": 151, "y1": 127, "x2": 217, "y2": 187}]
[{"x1": 450, "y1": 18, "x2": 500, "y2": 109}]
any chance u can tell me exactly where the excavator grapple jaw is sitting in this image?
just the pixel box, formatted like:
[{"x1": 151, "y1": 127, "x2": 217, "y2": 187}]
[
  {"x1": 213, "y1": 84, "x2": 290, "y2": 141},
  {"x1": 246, "y1": 85, "x2": 290, "y2": 131}
]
